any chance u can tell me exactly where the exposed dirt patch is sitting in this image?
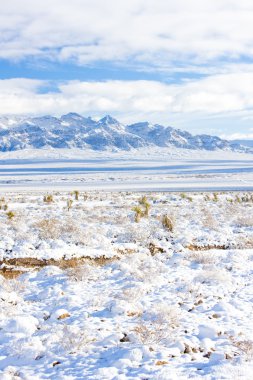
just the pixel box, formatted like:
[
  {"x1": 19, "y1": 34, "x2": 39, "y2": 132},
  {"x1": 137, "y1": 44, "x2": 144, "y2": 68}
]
[
  {"x1": 0, "y1": 255, "x2": 119, "y2": 279},
  {"x1": 0, "y1": 256, "x2": 118, "y2": 268},
  {"x1": 0, "y1": 267, "x2": 26, "y2": 279},
  {"x1": 187, "y1": 244, "x2": 228, "y2": 251}
]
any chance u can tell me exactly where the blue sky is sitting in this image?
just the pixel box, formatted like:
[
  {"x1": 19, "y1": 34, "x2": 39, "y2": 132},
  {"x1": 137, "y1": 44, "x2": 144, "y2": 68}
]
[{"x1": 1, "y1": 0, "x2": 253, "y2": 138}]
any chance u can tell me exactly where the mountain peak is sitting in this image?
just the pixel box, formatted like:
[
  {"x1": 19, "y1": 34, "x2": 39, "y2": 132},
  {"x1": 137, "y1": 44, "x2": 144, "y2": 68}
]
[
  {"x1": 0, "y1": 114, "x2": 250, "y2": 153},
  {"x1": 61, "y1": 112, "x2": 83, "y2": 120},
  {"x1": 99, "y1": 115, "x2": 119, "y2": 125}
]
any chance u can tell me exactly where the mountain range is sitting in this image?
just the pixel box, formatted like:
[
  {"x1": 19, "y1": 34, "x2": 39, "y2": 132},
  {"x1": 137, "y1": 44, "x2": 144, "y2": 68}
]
[{"x1": 0, "y1": 113, "x2": 250, "y2": 153}]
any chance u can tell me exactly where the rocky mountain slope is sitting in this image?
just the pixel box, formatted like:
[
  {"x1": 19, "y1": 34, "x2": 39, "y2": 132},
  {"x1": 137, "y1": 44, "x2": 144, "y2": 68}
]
[{"x1": 0, "y1": 113, "x2": 249, "y2": 153}]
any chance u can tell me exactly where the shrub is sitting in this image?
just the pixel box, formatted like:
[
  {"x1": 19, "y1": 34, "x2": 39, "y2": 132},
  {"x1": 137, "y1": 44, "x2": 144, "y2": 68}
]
[
  {"x1": 180, "y1": 193, "x2": 193, "y2": 201},
  {"x1": 213, "y1": 193, "x2": 219, "y2": 202},
  {"x1": 139, "y1": 195, "x2": 148, "y2": 205},
  {"x1": 236, "y1": 216, "x2": 253, "y2": 227},
  {"x1": 161, "y1": 215, "x2": 174, "y2": 232},
  {"x1": 188, "y1": 251, "x2": 217, "y2": 265},
  {"x1": 60, "y1": 324, "x2": 93, "y2": 353},
  {"x1": 133, "y1": 306, "x2": 179, "y2": 345},
  {"x1": 132, "y1": 206, "x2": 143, "y2": 223},
  {"x1": 73, "y1": 190, "x2": 79, "y2": 201},
  {"x1": 0, "y1": 197, "x2": 8, "y2": 211},
  {"x1": 139, "y1": 196, "x2": 151, "y2": 217},
  {"x1": 143, "y1": 202, "x2": 151, "y2": 217},
  {"x1": 6, "y1": 211, "x2": 15, "y2": 220},
  {"x1": 231, "y1": 338, "x2": 253, "y2": 361},
  {"x1": 34, "y1": 218, "x2": 62, "y2": 240},
  {"x1": 67, "y1": 199, "x2": 73, "y2": 211},
  {"x1": 132, "y1": 196, "x2": 151, "y2": 222},
  {"x1": 0, "y1": 203, "x2": 8, "y2": 210},
  {"x1": 43, "y1": 194, "x2": 54, "y2": 203},
  {"x1": 201, "y1": 209, "x2": 218, "y2": 230}
]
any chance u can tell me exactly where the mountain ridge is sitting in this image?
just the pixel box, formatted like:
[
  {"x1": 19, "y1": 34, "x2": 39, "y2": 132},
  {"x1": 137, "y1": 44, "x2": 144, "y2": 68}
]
[{"x1": 0, "y1": 113, "x2": 250, "y2": 153}]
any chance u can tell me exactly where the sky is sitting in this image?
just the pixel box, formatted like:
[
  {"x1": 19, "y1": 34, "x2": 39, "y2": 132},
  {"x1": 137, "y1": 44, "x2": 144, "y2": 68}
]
[{"x1": 1, "y1": 0, "x2": 253, "y2": 138}]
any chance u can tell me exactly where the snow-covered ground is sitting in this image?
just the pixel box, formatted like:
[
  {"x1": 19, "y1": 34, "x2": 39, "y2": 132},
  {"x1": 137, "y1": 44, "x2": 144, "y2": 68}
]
[
  {"x1": 0, "y1": 147, "x2": 253, "y2": 191},
  {"x1": 1, "y1": 190, "x2": 253, "y2": 379}
]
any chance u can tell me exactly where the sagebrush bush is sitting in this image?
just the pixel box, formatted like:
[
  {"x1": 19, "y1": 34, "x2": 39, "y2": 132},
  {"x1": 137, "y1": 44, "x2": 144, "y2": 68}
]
[
  {"x1": 34, "y1": 218, "x2": 62, "y2": 239},
  {"x1": 236, "y1": 216, "x2": 253, "y2": 227},
  {"x1": 133, "y1": 305, "x2": 179, "y2": 345},
  {"x1": 188, "y1": 251, "x2": 217, "y2": 265},
  {"x1": 231, "y1": 339, "x2": 253, "y2": 361},
  {"x1": 201, "y1": 209, "x2": 218, "y2": 230}
]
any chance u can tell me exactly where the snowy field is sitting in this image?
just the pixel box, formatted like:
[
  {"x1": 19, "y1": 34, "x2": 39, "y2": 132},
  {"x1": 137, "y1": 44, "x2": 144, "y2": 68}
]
[
  {"x1": 1, "y1": 147, "x2": 253, "y2": 191},
  {"x1": 1, "y1": 190, "x2": 253, "y2": 379}
]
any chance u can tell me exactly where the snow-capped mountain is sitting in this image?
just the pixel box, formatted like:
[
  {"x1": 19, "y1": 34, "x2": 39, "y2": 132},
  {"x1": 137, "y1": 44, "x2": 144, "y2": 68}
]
[{"x1": 0, "y1": 113, "x2": 250, "y2": 153}]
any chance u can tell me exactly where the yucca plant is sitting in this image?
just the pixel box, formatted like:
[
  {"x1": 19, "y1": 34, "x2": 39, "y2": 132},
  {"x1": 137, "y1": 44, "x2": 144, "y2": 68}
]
[
  {"x1": 67, "y1": 199, "x2": 73, "y2": 211},
  {"x1": 73, "y1": 190, "x2": 79, "y2": 201},
  {"x1": 132, "y1": 206, "x2": 143, "y2": 223},
  {"x1": 139, "y1": 196, "x2": 151, "y2": 217}
]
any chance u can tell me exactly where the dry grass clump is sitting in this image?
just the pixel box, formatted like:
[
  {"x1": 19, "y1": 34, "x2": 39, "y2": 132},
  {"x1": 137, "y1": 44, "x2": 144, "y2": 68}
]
[
  {"x1": 0, "y1": 276, "x2": 27, "y2": 294},
  {"x1": 236, "y1": 216, "x2": 253, "y2": 227},
  {"x1": 43, "y1": 194, "x2": 54, "y2": 203},
  {"x1": 131, "y1": 257, "x2": 167, "y2": 282},
  {"x1": 0, "y1": 199, "x2": 8, "y2": 210},
  {"x1": 33, "y1": 216, "x2": 93, "y2": 245},
  {"x1": 67, "y1": 264, "x2": 98, "y2": 282},
  {"x1": 133, "y1": 323, "x2": 167, "y2": 345},
  {"x1": 223, "y1": 202, "x2": 241, "y2": 220},
  {"x1": 59, "y1": 324, "x2": 94, "y2": 353},
  {"x1": 231, "y1": 338, "x2": 253, "y2": 361},
  {"x1": 234, "y1": 193, "x2": 253, "y2": 203},
  {"x1": 180, "y1": 193, "x2": 193, "y2": 202},
  {"x1": 161, "y1": 214, "x2": 174, "y2": 232},
  {"x1": 120, "y1": 286, "x2": 147, "y2": 303},
  {"x1": 238, "y1": 235, "x2": 253, "y2": 248},
  {"x1": 122, "y1": 223, "x2": 154, "y2": 245},
  {"x1": 201, "y1": 209, "x2": 218, "y2": 230},
  {"x1": 5, "y1": 210, "x2": 31, "y2": 240},
  {"x1": 6, "y1": 211, "x2": 15, "y2": 220},
  {"x1": 134, "y1": 305, "x2": 180, "y2": 345},
  {"x1": 213, "y1": 192, "x2": 219, "y2": 202},
  {"x1": 34, "y1": 218, "x2": 62, "y2": 240},
  {"x1": 187, "y1": 251, "x2": 217, "y2": 265},
  {"x1": 194, "y1": 268, "x2": 231, "y2": 284}
]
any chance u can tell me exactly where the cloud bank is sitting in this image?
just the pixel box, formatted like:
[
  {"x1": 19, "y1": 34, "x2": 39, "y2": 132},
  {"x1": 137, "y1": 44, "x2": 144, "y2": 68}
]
[
  {"x1": 1, "y1": 0, "x2": 253, "y2": 72},
  {"x1": 1, "y1": 71, "x2": 253, "y2": 123}
]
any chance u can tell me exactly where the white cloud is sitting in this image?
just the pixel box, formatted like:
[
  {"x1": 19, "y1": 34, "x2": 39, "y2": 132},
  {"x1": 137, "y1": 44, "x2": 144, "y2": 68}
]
[
  {"x1": 1, "y1": 71, "x2": 253, "y2": 124},
  {"x1": 1, "y1": 0, "x2": 253, "y2": 70},
  {"x1": 221, "y1": 132, "x2": 253, "y2": 140}
]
